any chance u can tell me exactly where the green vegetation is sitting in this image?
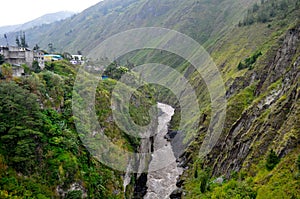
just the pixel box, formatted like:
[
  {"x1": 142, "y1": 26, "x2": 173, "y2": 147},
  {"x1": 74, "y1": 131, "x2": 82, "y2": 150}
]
[
  {"x1": 179, "y1": 0, "x2": 300, "y2": 197},
  {"x1": 15, "y1": 31, "x2": 29, "y2": 48},
  {"x1": 65, "y1": 190, "x2": 83, "y2": 199},
  {"x1": 0, "y1": 57, "x2": 157, "y2": 197},
  {"x1": 184, "y1": 163, "x2": 257, "y2": 198},
  {"x1": 0, "y1": 54, "x2": 4, "y2": 65},
  {"x1": 238, "y1": 51, "x2": 262, "y2": 70},
  {"x1": 103, "y1": 62, "x2": 130, "y2": 80},
  {"x1": 0, "y1": 63, "x2": 13, "y2": 80},
  {"x1": 184, "y1": 148, "x2": 300, "y2": 199},
  {"x1": 239, "y1": 0, "x2": 299, "y2": 26},
  {"x1": 266, "y1": 150, "x2": 280, "y2": 171},
  {"x1": 0, "y1": 0, "x2": 299, "y2": 198},
  {"x1": 32, "y1": 60, "x2": 41, "y2": 73},
  {"x1": 297, "y1": 155, "x2": 300, "y2": 171},
  {"x1": 5, "y1": 0, "x2": 256, "y2": 54}
]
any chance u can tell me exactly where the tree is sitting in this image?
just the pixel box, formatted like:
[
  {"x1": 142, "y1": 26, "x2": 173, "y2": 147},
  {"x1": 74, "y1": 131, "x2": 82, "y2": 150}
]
[
  {"x1": 103, "y1": 62, "x2": 130, "y2": 80},
  {"x1": 297, "y1": 155, "x2": 300, "y2": 171},
  {"x1": 32, "y1": 60, "x2": 41, "y2": 73},
  {"x1": 4, "y1": 34, "x2": 8, "y2": 46},
  {"x1": 237, "y1": 62, "x2": 246, "y2": 70},
  {"x1": 238, "y1": 51, "x2": 262, "y2": 70},
  {"x1": 20, "y1": 32, "x2": 28, "y2": 48},
  {"x1": 266, "y1": 149, "x2": 280, "y2": 171},
  {"x1": 257, "y1": 11, "x2": 268, "y2": 23},
  {"x1": 252, "y1": 3, "x2": 259, "y2": 12},
  {"x1": 65, "y1": 190, "x2": 83, "y2": 199},
  {"x1": 21, "y1": 63, "x2": 30, "y2": 74},
  {"x1": 45, "y1": 62, "x2": 55, "y2": 71},
  {"x1": 15, "y1": 32, "x2": 28, "y2": 48},
  {"x1": 1, "y1": 63, "x2": 13, "y2": 80},
  {"x1": 0, "y1": 82, "x2": 44, "y2": 174},
  {"x1": 0, "y1": 54, "x2": 5, "y2": 65},
  {"x1": 62, "y1": 52, "x2": 72, "y2": 61},
  {"x1": 199, "y1": 169, "x2": 210, "y2": 193},
  {"x1": 48, "y1": 43, "x2": 55, "y2": 53},
  {"x1": 16, "y1": 36, "x2": 21, "y2": 47},
  {"x1": 33, "y1": 44, "x2": 40, "y2": 51},
  {"x1": 279, "y1": 1, "x2": 288, "y2": 10}
]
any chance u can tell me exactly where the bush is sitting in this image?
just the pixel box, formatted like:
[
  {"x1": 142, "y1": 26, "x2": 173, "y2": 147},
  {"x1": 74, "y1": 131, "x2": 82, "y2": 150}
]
[
  {"x1": 65, "y1": 190, "x2": 83, "y2": 199},
  {"x1": 266, "y1": 149, "x2": 280, "y2": 171},
  {"x1": 199, "y1": 172, "x2": 209, "y2": 193},
  {"x1": 237, "y1": 61, "x2": 247, "y2": 70},
  {"x1": 0, "y1": 54, "x2": 5, "y2": 65},
  {"x1": 238, "y1": 51, "x2": 262, "y2": 70},
  {"x1": 210, "y1": 179, "x2": 257, "y2": 199},
  {"x1": 297, "y1": 155, "x2": 300, "y2": 171},
  {"x1": 32, "y1": 61, "x2": 41, "y2": 73},
  {"x1": 21, "y1": 64, "x2": 30, "y2": 74},
  {"x1": 103, "y1": 62, "x2": 130, "y2": 80}
]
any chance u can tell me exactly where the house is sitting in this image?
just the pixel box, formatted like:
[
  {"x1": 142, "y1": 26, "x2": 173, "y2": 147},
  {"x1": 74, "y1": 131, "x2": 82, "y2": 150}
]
[
  {"x1": 0, "y1": 46, "x2": 33, "y2": 66},
  {"x1": 34, "y1": 50, "x2": 45, "y2": 69},
  {"x1": 44, "y1": 54, "x2": 63, "y2": 62},
  {"x1": 70, "y1": 54, "x2": 84, "y2": 65}
]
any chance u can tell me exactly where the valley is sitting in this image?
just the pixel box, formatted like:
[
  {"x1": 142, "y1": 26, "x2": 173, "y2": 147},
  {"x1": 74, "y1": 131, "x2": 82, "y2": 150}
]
[{"x1": 0, "y1": 0, "x2": 299, "y2": 198}]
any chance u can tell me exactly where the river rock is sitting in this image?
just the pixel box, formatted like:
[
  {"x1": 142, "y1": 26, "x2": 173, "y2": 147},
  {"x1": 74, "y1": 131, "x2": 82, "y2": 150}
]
[
  {"x1": 176, "y1": 179, "x2": 184, "y2": 187},
  {"x1": 170, "y1": 188, "x2": 183, "y2": 199},
  {"x1": 164, "y1": 131, "x2": 178, "y2": 141}
]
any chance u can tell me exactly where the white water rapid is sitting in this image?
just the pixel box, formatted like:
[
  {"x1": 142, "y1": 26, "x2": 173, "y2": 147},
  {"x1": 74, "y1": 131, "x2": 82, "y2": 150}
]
[{"x1": 143, "y1": 103, "x2": 183, "y2": 199}]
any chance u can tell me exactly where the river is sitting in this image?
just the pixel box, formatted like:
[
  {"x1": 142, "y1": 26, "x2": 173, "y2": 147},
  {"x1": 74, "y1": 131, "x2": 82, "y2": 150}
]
[{"x1": 143, "y1": 103, "x2": 182, "y2": 199}]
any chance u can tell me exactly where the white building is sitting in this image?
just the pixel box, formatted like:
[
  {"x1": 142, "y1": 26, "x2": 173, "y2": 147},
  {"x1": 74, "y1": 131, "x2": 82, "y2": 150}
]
[{"x1": 71, "y1": 54, "x2": 84, "y2": 65}]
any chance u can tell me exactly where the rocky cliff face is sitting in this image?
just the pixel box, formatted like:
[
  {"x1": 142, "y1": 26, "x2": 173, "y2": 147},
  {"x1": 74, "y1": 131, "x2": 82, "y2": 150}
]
[
  {"x1": 211, "y1": 25, "x2": 300, "y2": 177},
  {"x1": 178, "y1": 21, "x2": 300, "y2": 197}
]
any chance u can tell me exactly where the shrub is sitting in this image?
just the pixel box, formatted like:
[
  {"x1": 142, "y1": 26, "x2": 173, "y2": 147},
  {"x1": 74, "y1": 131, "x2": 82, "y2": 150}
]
[
  {"x1": 32, "y1": 61, "x2": 41, "y2": 73},
  {"x1": 266, "y1": 149, "x2": 280, "y2": 171},
  {"x1": 65, "y1": 190, "x2": 83, "y2": 199},
  {"x1": 0, "y1": 54, "x2": 5, "y2": 65},
  {"x1": 238, "y1": 51, "x2": 262, "y2": 70},
  {"x1": 297, "y1": 155, "x2": 300, "y2": 171}
]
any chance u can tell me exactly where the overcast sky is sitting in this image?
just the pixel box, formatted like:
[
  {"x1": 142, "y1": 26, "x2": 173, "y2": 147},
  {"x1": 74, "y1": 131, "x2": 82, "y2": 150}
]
[{"x1": 0, "y1": 0, "x2": 102, "y2": 27}]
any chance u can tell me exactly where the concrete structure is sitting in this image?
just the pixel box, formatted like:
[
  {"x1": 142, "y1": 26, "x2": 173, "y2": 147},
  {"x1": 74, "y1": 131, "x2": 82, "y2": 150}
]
[
  {"x1": 0, "y1": 46, "x2": 33, "y2": 66},
  {"x1": 34, "y1": 50, "x2": 45, "y2": 69},
  {"x1": 70, "y1": 54, "x2": 84, "y2": 65},
  {"x1": 44, "y1": 54, "x2": 63, "y2": 62},
  {"x1": 12, "y1": 67, "x2": 25, "y2": 77}
]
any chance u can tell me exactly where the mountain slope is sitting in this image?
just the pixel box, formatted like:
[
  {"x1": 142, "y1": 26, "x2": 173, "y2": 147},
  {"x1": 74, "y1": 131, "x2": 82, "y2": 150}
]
[
  {"x1": 0, "y1": 0, "x2": 256, "y2": 54},
  {"x1": 0, "y1": 11, "x2": 75, "y2": 41},
  {"x1": 178, "y1": 0, "x2": 300, "y2": 197},
  {"x1": 0, "y1": 11, "x2": 75, "y2": 45},
  {"x1": 0, "y1": 0, "x2": 300, "y2": 198}
]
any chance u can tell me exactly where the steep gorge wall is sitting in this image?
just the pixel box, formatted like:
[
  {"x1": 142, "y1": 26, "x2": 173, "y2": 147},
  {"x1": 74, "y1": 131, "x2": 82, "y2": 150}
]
[
  {"x1": 178, "y1": 24, "x2": 300, "y2": 184},
  {"x1": 211, "y1": 25, "x2": 300, "y2": 177}
]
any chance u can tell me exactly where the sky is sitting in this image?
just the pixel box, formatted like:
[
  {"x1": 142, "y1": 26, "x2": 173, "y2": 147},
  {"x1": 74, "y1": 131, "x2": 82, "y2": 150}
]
[{"x1": 0, "y1": 0, "x2": 102, "y2": 26}]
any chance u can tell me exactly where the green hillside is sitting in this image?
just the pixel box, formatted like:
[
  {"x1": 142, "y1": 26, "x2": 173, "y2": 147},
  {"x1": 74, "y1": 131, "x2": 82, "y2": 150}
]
[
  {"x1": 179, "y1": 0, "x2": 300, "y2": 198},
  {"x1": 0, "y1": 0, "x2": 299, "y2": 198},
  {"x1": 1, "y1": 0, "x2": 255, "y2": 55}
]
